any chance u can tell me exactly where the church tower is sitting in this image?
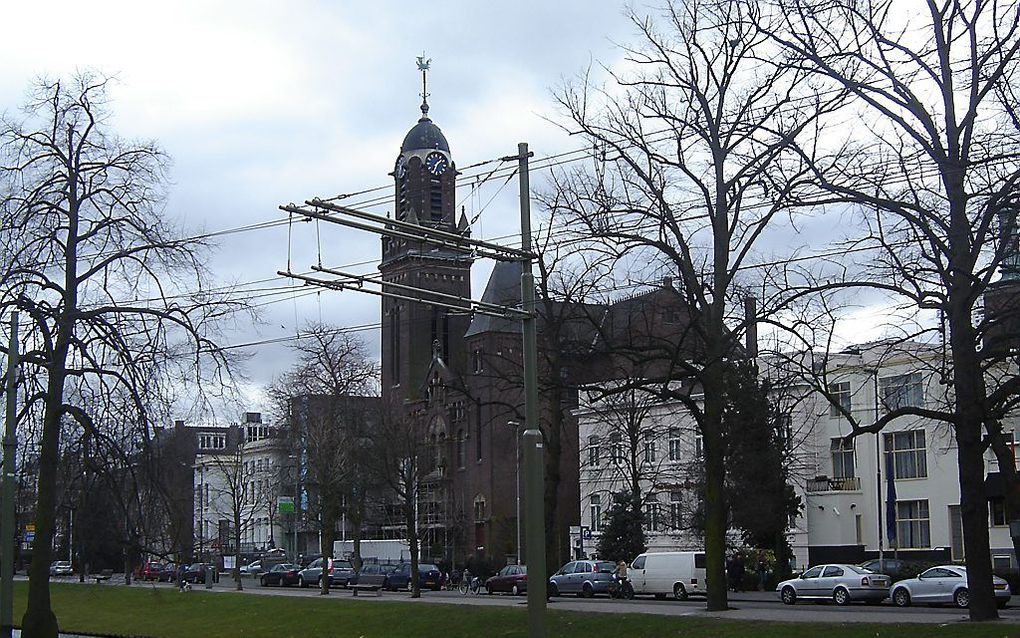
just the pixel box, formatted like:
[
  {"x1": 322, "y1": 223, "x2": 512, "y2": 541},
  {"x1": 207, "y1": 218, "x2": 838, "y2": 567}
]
[{"x1": 380, "y1": 60, "x2": 473, "y2": 399}]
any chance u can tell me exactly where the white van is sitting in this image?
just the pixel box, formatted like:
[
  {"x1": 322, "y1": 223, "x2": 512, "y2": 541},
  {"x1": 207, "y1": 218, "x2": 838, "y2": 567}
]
[{"x1": 630, "y1": 551, "x2": 707, "y2": 600}]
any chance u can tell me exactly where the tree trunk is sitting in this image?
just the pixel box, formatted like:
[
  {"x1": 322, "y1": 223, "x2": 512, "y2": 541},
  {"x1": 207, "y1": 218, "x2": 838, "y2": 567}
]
[
  {"x1": 22, "y1": 381, "x2": 66, "y2": 638},
  {"x1": 123, "y1": 551, "x2": 132, "y2": 586},
  {"x1": 319, "y1": 504, "x2": 336, "y2": 596},
  {"x1": 234, "y1": 510, "x2": 243, "y2": 591},
  {"x1": 405, "y1": 498, "x2": 420, "y2": 598}
]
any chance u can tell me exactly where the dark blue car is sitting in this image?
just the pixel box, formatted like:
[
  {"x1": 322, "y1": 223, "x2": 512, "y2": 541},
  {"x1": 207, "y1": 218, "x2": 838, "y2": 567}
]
[{"x1": 384, "y1": 563, "x2": 443, "y2": 591}]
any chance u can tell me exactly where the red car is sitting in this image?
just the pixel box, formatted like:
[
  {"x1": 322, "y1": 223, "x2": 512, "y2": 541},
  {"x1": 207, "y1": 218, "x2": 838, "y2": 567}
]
[
  {"x1": 136, "y1": 561, "x2": 165, "y2": 581},
  {"x1": 485, "y1": 564, "x2": 527, "y2": 595}
]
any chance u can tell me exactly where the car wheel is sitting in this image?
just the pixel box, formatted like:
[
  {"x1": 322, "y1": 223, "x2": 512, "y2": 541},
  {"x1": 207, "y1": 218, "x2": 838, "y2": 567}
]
[
  {"x1": 260, "y1": 577, "x2": 267, "y2": 587},
  {"x1": 581, "y1": 582, "x2": 594, "y2": 598},
  {"x1": 892, "y1": 588, "x2": 911, "y2": 607},
  {"x1": 833, "y1": 587, "x2": 851, "y2": 606},
  {"x1": 674, "y1": 583, "x2": 689, "y2": 601},
  {"x1": 512, "y1": 584, "x2": 521, "y2": 596},
  {"x1": 954, "y1": 588, "x2": 970, "y2": 609},
  {"x1": 549, "y1": 582, "x2": 559, "y2": 597},
  {"x1": 299, "y1": 577, "x2": 307, "y2": 588},
  {"x1": 781, "y1": 586, "x2": 797, "y2": 605}
]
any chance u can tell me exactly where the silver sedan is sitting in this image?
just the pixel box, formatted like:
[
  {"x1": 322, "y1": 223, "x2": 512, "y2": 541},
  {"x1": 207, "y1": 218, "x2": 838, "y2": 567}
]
[
  {"x1": 777, "y1": 563, "x2": 890, "y2": 605},
  {"x1": 890, "y1": 565, "x2": 1011, "y2": 609}
]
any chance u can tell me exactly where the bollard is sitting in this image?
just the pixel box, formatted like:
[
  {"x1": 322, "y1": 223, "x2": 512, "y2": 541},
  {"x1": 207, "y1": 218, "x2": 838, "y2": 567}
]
[{"x1": 206, "y1": 566, "x2": 214, "y2": 589}]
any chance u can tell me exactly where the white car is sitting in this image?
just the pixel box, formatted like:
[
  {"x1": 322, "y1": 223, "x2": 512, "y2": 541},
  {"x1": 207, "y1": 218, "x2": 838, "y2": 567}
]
[
  {"x1": 49, "y1": 561, "x2": 73, "y2": 577},
  {"x1": 890, "y1": 565, "x2": 1011, "y2": 609},
  {"x1": 777, "y1": 563, "x2": 890, "y2": 605}
]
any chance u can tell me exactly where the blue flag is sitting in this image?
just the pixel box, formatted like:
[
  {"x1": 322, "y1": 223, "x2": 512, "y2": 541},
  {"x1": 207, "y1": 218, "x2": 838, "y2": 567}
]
[{"x1": 885, "y1": 453, "x2": 897, "y2": 544}]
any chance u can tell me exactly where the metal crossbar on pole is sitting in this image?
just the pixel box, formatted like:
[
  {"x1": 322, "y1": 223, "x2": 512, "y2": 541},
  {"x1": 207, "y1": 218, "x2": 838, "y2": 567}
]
[
  {"x1": 279, "y1": 270, "x2": 527, "y2": 321},
  {"x1": 1, "y1": 312, "x2": 19, "y2": 638},
  {"x1": 310, "y1": 265, "x2": 529, "y2": 319}
]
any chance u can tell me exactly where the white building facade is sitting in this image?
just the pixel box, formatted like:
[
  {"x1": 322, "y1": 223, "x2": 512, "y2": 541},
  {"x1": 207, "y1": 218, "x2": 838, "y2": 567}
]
[
  {"x1": 193, "y1": 419, "x2": 288, "y2": 559},
  {"x1": 574, "y1": 342, "x2": 1018, "y2": 571},
  {"x1": 791, "y1": 342, "x2": 1018, "y2": 570}
]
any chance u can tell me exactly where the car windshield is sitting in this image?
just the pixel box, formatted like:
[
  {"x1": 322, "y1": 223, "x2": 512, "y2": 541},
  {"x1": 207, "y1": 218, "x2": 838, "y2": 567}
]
[
  {"x1": 845, "y1": 565, "x2": 871, "y2": 575},
  {"x1": 596, "y1": 562, "x2": 616, "y2": 573},
  {"x1": 335, "y1": 561, "x2": 352, "y2": 569},
  {"x1": 420, "y1": 564, "x2": 438, "y2": 572}
]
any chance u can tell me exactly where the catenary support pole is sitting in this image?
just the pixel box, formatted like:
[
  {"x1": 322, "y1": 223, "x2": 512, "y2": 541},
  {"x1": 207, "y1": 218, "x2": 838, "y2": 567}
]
[
  {"x1": 517, "y1": 142, "x2": 546, "y2": 638},
  {"x1": 2, "y1": 312, "x2": 19, "y2": 638}
]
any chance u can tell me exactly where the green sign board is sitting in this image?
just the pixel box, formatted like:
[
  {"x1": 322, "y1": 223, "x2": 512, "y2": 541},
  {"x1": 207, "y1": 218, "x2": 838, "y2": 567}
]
[{"x1": 277, "y1": 496, "x2": 295, "y2": 514}]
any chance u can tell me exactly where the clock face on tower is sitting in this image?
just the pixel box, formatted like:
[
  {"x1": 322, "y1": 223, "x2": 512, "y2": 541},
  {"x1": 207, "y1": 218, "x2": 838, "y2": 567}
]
[{"x1": 424, "y1": 151, "x2": 449, "y2": 176}]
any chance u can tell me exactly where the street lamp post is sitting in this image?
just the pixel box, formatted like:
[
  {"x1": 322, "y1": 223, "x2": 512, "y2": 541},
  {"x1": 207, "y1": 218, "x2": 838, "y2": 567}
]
[{"x1": 507, "y1": 421, "x2": 522, "y2": 563}]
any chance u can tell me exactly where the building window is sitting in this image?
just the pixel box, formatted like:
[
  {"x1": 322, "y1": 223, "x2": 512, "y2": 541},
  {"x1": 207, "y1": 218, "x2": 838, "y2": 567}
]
[
  {"x1": 830, "y1": 437, "x2": 856, "y2": 479},
  {"x1": 896, "y1": 500, "x2": 930, "y2": 548},
  {"x1": 610, "y1": 432, "x2": 623, "y2": 463},
  {"x1": 669, "y1": 491, "x2": 684, "y2": 529},
  {"x1": 879, "y1": 372, "x2": 924, "y2": 412},
  {"x1": 643, "y1": 431, "x2": 656, "y2": 464},
  {"x1": 456, "y1": 429, "x2": 466, "y2": 469},
  {"x1": 590, "y1": 494, "x2": 602, "y2": 532},
  {"x1": 694, "y1": 434, "x2": 703, "y2": 459},
  {"x1": 991, "y1": 499, "x2": 1009, "y2": 527},
  {"x1": 476, "y1": 419, "x2": 482, "y2": 462},
  {"x1": 473, "y1": 495, "x2": 486, "y2": 522},
  {"x1": 668, "y1": 428, "x2": 682, "y2": 461},
  {"x1": 884, "y1": 430, "x2": 927, "y2": 479},
  {"x1": 644, "y1": 498, "x2": 661, "y2": 532},
  {"x1": 588, "y1": 435, "x2": 600, "y2": 467},
  {"x1": 829, "y1": 381, "x2": 852, "y2": 418},
  {"x1": 472, "y1": 349, "x2": 483, "y2": 374}
]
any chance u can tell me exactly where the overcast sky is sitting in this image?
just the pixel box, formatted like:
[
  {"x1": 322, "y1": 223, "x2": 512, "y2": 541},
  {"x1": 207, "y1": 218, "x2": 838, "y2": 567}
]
[{"x1": 0, "y1": 1, "x2": 654, "y2": 419}]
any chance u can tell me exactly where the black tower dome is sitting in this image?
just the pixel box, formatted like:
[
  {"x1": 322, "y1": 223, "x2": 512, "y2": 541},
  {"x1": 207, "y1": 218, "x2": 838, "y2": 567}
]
[{"x1": 400, "y1": 116, "x2": 450, "y2": 153}]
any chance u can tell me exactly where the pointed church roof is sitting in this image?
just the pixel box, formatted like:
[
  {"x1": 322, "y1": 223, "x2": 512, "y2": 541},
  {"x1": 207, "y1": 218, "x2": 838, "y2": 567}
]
[{"x1": 464, "y1": 261, "x2": 524, "y2": 337}]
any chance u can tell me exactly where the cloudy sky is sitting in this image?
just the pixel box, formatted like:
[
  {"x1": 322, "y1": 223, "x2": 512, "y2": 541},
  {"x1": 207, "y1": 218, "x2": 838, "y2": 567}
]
[{"x1": 1, "y1": 1, "x2": 650, "y2": 418}]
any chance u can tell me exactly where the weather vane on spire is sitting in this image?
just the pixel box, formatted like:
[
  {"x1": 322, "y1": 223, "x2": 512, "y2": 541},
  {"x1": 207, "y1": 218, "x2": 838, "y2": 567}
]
[{"x1": 416, "y1": 52, "x2": 431, "y2": 117}]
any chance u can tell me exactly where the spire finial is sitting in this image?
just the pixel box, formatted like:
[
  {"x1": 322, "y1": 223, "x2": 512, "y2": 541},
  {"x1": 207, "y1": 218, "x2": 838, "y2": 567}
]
[{"x1": 416, "y1": 52, "x2": 431, "y2": 118}]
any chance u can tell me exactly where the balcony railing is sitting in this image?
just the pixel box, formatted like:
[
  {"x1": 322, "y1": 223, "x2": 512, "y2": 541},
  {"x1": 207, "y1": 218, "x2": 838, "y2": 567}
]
[{"x1": 807, "y1": 476, "x2": 861, "y2": 492}]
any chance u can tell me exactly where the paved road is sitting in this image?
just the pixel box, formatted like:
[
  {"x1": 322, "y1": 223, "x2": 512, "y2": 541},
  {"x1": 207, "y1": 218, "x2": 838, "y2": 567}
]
[{"x1": 45, "y1": 575, "x2": 1020, "y2": 625}]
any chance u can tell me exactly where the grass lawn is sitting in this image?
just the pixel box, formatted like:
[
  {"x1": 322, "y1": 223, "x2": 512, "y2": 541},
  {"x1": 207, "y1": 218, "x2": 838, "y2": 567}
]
[{"x1": 10, "y1": 582, "x2": 1020, "y2": 638}]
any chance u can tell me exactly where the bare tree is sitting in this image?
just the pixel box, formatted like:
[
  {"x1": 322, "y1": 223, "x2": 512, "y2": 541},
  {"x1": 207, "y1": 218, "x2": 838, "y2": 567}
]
[
  {"x1": 0, "y1": 73, "x2": 237, "y2": 636},
  {"x1": 366, "y1": 399, "x2": 433, "y2": 598},
  {"x1": 767, "y1": 0, "x2": 1020, "y2": 619},
  {"x1": 549, "y1": 0, "x2": 838, "y2": 610},
  {"x1": 199, "y1": 442, "x2": 272, "y2": 591},
  {"x1": 270, "y1": 324, "x2": 378, "y2": 595}
]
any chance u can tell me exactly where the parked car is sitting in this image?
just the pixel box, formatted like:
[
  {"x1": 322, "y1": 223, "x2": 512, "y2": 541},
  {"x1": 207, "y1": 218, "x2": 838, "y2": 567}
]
[
  {"x1": 486, "y1": 564, "x2": 528, "y2": 595},
  {"x1": 548, "y1": 560, "x2": 616, "y2": 598},
  {"x1": 182, "y1": 563, "x2": 216, "y2": 584},
  {"x1": 629, "y1": 551, "x2": 707, "y2": 600},
  {"x1": 135, "y1": 561, "x2": 165, "y2": 581},
  {"x1": 49, "y1": 561, "x2": 73, "y2": 577},
  {"x1": 349, "y1": 563, "x2": 394, "y2": 589},
  {"x1": 777, "y1": 563, "x2": 890, "y2": 605},
  {"x1": 260, "y1": 563, "x2": 301, "y2": 587},
  {"x1": 384, "y1": 563, "x2": 443, "y2": 591},
  {"x1": 298, "y1": 558, "x2": 354, "y2": 588},
  {"x1": 158, "y1": 563, "x2": 179, "y2": 582},
  {"x1": 890, "y1": 565, "x2": 1011, "y2": 609}
]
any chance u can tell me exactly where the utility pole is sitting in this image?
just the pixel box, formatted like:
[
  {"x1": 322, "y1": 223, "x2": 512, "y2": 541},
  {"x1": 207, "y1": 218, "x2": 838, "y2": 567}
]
[
  {"x1": 2, "y1": 312, "x2": 20, "y2": 638},
  {"x1": 516, "y1": 142, "x2": 546, "y2": 638}
]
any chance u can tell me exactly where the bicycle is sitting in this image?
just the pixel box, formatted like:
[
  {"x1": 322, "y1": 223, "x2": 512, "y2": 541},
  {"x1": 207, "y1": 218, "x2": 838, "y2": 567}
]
[
  {"x1": 608, "y1": 575, "x2": 634, "y2": 600},
  {"x1": 458, "y1": 572, "x2": 483, "y2": 595}
]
